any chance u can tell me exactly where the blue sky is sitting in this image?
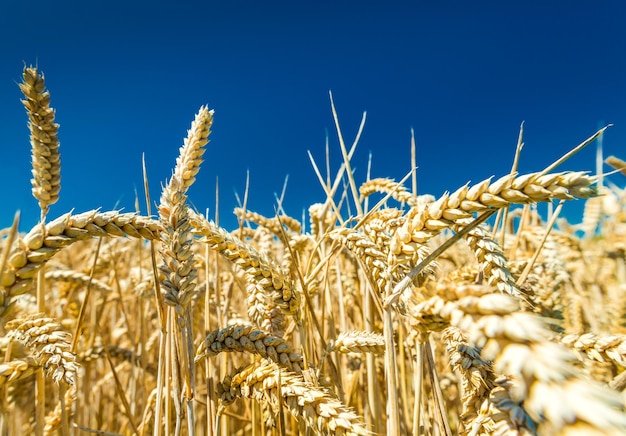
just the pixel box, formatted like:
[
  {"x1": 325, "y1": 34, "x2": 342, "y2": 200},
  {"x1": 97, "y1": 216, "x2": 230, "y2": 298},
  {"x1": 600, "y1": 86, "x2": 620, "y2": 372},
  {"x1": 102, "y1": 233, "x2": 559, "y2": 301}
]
[{"x1": 1, "y1": 1, "x2": 625, "y2": 231}]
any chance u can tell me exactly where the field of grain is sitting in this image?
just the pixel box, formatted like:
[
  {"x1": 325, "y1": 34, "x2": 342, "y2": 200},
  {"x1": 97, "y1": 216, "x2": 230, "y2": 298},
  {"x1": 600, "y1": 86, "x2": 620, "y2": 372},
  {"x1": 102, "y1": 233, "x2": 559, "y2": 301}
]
[{"x1": 1, "y1": 66, "x2": 626, "y2": 435}]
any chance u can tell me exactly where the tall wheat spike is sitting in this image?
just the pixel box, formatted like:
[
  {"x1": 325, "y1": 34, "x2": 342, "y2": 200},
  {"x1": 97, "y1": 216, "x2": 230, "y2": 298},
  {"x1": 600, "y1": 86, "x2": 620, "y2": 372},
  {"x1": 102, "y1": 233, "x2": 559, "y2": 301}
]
[{"x1": 20, "y1": 66, "x2": 61, "y2": 221}]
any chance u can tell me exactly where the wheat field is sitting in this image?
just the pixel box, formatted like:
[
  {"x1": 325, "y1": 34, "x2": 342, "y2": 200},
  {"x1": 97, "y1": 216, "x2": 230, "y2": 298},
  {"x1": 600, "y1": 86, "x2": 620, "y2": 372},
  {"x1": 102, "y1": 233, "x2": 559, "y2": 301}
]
[{"x1": 1, "y1": 66, "x2": 626, "y2": 435}]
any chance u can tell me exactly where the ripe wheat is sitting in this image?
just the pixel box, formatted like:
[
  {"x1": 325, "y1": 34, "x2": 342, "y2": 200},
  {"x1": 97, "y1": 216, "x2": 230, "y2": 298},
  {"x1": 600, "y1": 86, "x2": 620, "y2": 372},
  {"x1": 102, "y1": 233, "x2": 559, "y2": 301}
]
[{"x1": 1, "y1": 65, "x2": 625, "y2": 435}]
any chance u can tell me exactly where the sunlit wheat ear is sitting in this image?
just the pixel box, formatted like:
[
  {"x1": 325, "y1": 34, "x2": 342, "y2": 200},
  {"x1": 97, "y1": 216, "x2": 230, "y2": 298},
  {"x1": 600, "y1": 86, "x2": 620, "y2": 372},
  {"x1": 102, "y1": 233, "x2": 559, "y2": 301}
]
[
  {"x1": 41, "y1": 384, "x2": 76, "y2": 435},
  {"x1": 234, "y1": 207, "x2": 302, "y2": 238},
  {"x1": 188, "y1": 209, "x2": 299, "y2": 335},
  {"x1": 20, "y1": 66, "x2": 61, "y2": 220},
  {"x1": 0, "y1": 358, "x2": 38, "y2": 386},
  {"x1": 79, "y1": 345, "x2": 157, "y2": 376},
  {"x1": 218, "y1": 360, "x2": 370, "y2": 435},
  {"x1": 44, "y1": 269, "x2": 113, "y2": 294},
  {"x1": 410, "y1": 289, "x2": 626, "y2": 434},
  {"x1": 5, "y1": 313, "x2": 78, "y2": 385},
  {"x1": 359, "y1": 178, "x2": 436, "y2": 207},
  {"x1": 441, "y1": 327, "x2": 494, "y2": 426},
  {"x1": 359, "y1": 178, "x2": 419, "y2": 206},
  {"x1": 561, "y1": 333, "x2": 626, "y2": 369},
  {"x1": 330, "y1": 211, "x2": 436, "y2": 300},
  {"x1": 402, "y1": 171, "x2": 598, "y2": 245},
  {"x1": 169, "y1": 105, "x2": 214, "y2": 195},
  {"x1": 195, "y1": 324, "x2": 303, "y2": 372},
  {"x1": 317, "y1": 331, "x2": 385, "y2": 377},
  {"x1": 458, "y1": 221, "x2": 521, "y2": 298},
  {"x1": 329, "y1": 227, "x2": 388, "y2": 291},
  {"x1": 158, "y1": 106, "x2": 213, "y2": 313},
  {"x1": 0, "y1": 210, "x2": 161, "y2": 320},
  {"x1": 329, "y1": 331, "x2": 385, "y2": 355},
  {"x1": 308, "y1": 203, "x2": 337, "y2": 239}
]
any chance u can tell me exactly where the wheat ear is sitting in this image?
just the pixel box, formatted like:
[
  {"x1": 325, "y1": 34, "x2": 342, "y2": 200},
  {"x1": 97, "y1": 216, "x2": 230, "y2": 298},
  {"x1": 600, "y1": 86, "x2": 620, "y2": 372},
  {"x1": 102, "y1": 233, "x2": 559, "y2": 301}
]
[
  {"x1": 359, "y1": 178, "x2": 419, "y2": 206},
  {"x1": 0, "y1": 358, "x2": 38, "y2": 386},
  {"x1": 195, "y1": 324, "x2": 303, "y2": 372},
  {"x1": 218, "y1": 360, "x2": 370, "y2": 435},
  {"x1": 404, "y1": 171, "x2": 597, "y2": 244},
  {"x1": 459, "y1": 222, "x2": 521, "y2": 297},
  {"x1": 410, "y1": 288, "x2": 626, "y2": 434},
  {"x1": 234, "y1": 207, "x2": 302, "y2": 237},
  {"x1": 329, "y1": 331, "x2": 386, "y2": 354},
  {"x1": 158, "y1": 105, "x2": 213, "y2": 313},
  {"x1": 5, "y1": 313, "x2": 78, "y2": 385},
  {"x1": 20, "y1": 66, "x2": 61, "y2": 220},
  {"x1": 79, "y1": 344, "x2": 157, "y2": 376},
  {"x1": 188, "y1": 209, "x2": 299, "y2": 333},
  {"x1": 0, "y1": 211, "x2": 160, "y2": 320},
  {"x1": 561, "y1": 333, "x2": 626, "y2": 368},
  {"x1": 44, "y1": 269, "x2": 113, "y2": 294}
]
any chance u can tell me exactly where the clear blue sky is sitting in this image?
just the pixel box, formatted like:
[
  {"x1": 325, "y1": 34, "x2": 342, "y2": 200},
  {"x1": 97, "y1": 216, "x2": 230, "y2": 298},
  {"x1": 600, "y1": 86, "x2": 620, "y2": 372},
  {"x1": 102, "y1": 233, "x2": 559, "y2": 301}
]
[{"x1": 1, "y1": 1, "x2": 625, "y2": 231}]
